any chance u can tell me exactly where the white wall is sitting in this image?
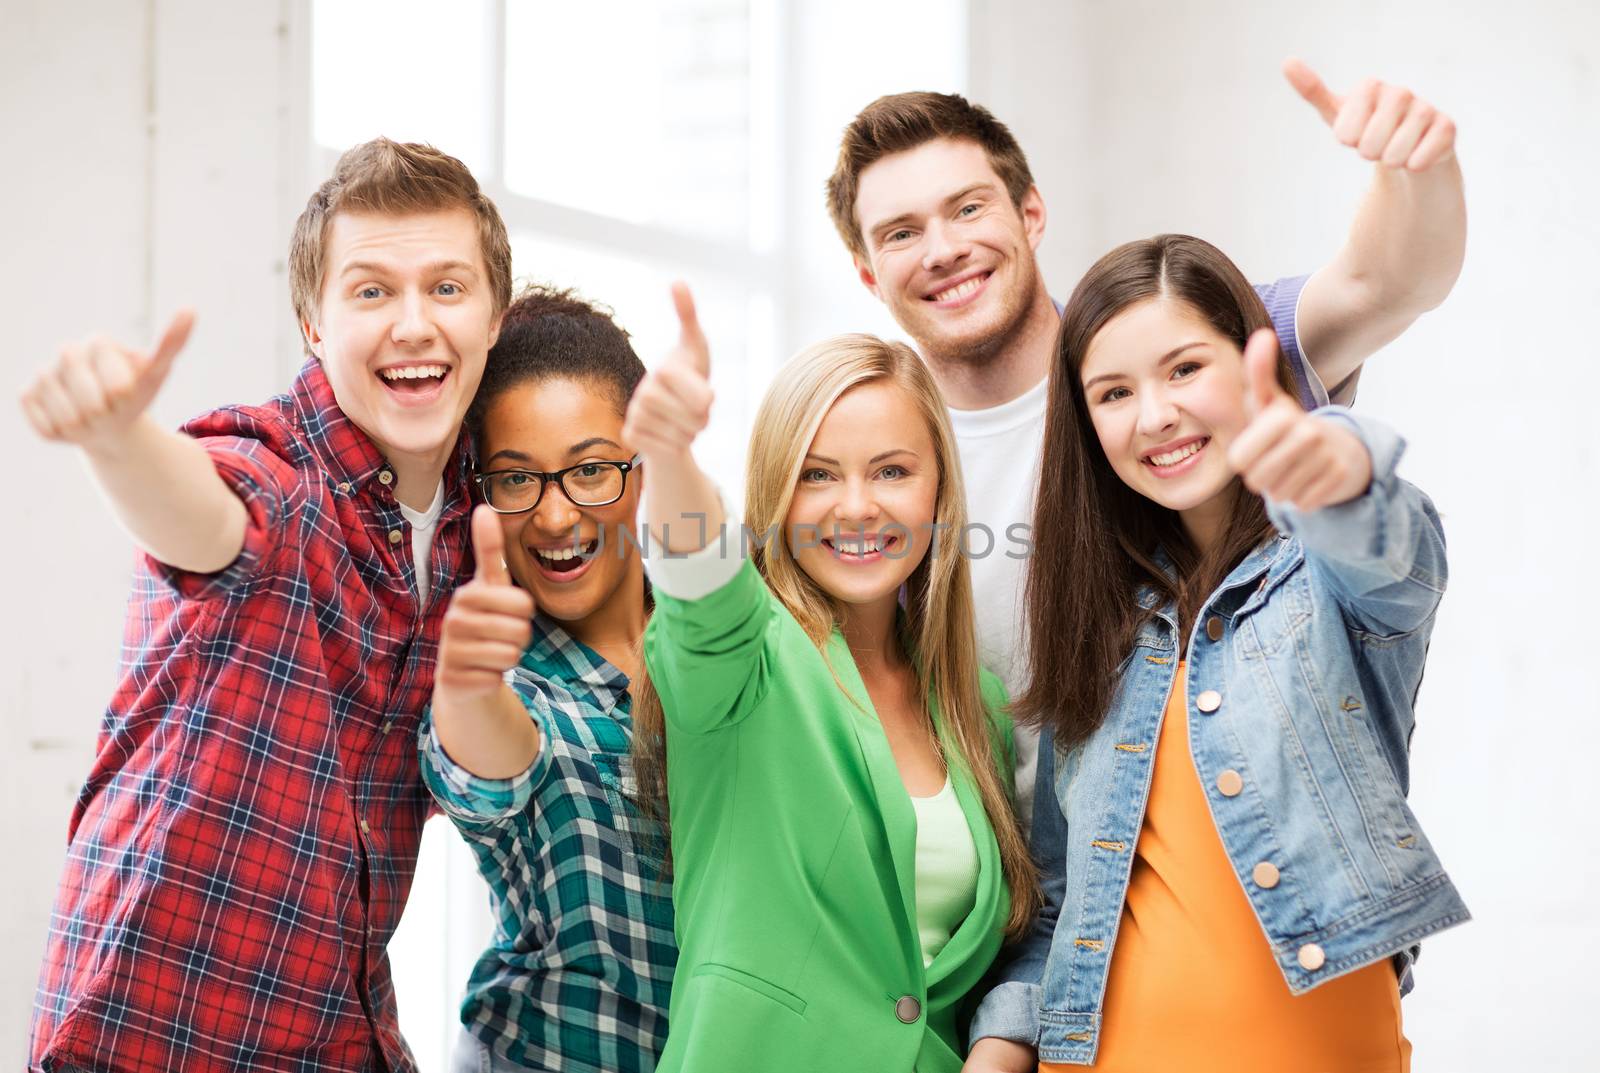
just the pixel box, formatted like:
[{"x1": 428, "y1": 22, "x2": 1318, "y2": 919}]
[
  {"x1": 5, "y1": 1, "x2": 1597, "y2": 1069},
  {"x1": 0, "y1": 0, "x2": 304, "y2": 1062},
  {"x1": 974, "y1": 1, "x2": 1600, "y2": 1069}
]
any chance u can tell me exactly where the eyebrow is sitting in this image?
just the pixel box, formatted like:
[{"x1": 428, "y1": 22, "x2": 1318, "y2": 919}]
[
  {"x1": 804, "y1": 449, "x2": 918, "y2": 467},
  {"x1": 338, "y1": 258, "x2": 481, "y2": 279},
  {"x1": 865, "y1": 182, "x2": 998, "y2": 243},
  {"x1": 484, "y1": 448, "x2": 534, "y2": 466},
  {"x1": 484, "y1": 438, "x2": 625, "y2": 467},
  {"x1": 568, "y1": 437, "x2": 623, "y2": 456},
  {"x1": 1082, "y1": 341, "x2": 1210, "y2": 392}
]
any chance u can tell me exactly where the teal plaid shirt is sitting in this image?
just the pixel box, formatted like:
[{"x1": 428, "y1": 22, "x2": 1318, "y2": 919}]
[{"x1": 420, "y1": 616, "x2": 675, "y2": 1073}]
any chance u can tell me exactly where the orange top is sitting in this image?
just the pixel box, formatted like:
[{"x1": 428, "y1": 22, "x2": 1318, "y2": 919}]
[{"x1": 1042, "y1": 663, "x2": 1410, "y2": 1073}]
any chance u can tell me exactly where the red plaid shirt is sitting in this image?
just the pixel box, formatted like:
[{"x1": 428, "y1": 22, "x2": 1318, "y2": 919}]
[{"x1": 31, "y1": 360, "x2": 473, "y2": 1073}]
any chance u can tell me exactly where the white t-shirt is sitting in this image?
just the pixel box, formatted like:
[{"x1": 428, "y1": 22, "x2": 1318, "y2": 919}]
[
  {"x1": 398, "y1": 479, "x2": 446, "y2": 606},
  {"x1": 947, "y1": 376, "x2": 1050, "y2": 830}
]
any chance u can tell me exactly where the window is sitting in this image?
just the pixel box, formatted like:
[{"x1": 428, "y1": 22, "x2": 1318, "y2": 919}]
[{"x1": 310, "y1": 1, "x2": 966, "y2": 1066}]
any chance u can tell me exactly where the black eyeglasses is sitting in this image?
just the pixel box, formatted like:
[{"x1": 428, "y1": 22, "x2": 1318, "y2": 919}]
[{"x1": 473, "y1": 456, "x2": 641, "y2": 514}]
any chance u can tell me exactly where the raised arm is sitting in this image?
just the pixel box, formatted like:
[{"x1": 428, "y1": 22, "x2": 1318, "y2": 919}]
[
  {"x1": 1286, "y1": 60, "x2": 1466, "y2": 395},
  {"x1": 429, "y1": 505, "x2": 541, "y2": 781},
  {"x1": 623, "y1": 282, "x2": 724, "y2": 553},
  {"x1": 19, "y1": 310, "x2": 249, "y2": 573},
  {"x1": 628, "y1": 284, "x2": 776, "y2": 736},
  {"x1": 1229, "y1": 330, "x2": 1444, "y2": 636}
]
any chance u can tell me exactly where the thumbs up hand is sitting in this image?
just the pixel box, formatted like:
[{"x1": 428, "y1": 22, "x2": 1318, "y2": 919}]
[
  {"x1": 1284, "y1": 58, "x2": 1456, "y2": 172},
  {"x1": 622, "y1": 282, "x2": 715, "y2": 464},
  {"x1": 20, "y1": 309, "x2": 197, "y2": 453},
  {"x1": 1226, "y1": 329, "x2": 1372, "y2": 513},
  {"x1": 436, "y1": 505, "x2": 536, "y2": 701}
]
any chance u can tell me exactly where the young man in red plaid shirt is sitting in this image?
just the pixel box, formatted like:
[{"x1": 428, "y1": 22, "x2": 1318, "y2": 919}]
[{"x1": 20, "y1": 139, "x2": 511, "y2": 1073}]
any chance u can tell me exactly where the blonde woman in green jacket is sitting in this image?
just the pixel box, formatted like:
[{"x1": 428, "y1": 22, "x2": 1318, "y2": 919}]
[{"x1": 621, "y1": 284, "x2": 1040, "y2": 1073}]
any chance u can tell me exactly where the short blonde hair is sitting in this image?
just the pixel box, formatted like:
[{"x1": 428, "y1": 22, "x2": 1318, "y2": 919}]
[{"x1": 288, "y1": 138, "x2": 512, "y2": 349}]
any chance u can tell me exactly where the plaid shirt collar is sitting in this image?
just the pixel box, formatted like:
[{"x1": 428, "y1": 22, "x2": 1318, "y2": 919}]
[
  {"x1": 287, "y1": 357, "x2": 477, "y2": 501},
  {"x1": 522, "y1": 614, "x2": 631, "y2": 718}
]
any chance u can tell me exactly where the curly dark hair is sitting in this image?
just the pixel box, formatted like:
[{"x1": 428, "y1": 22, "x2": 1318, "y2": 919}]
[{"x1": 468, "y1": 284, "x2": 646, "y2": 444}]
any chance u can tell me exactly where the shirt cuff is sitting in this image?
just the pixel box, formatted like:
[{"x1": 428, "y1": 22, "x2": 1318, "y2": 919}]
[
  {"x1": 642, "y1": 493, "x2": 746, "y2": 601},
  {"x1": 1265, "y1": 407, "x2": 1405, "y2": 547},
  {"x1": 967, "y1": 980, "x2": 1044, "y2": 1048},
  {"x1": 147, "y1": 438, "x2": 291, "y2": 600},
  {"x1": 418, "y1": 702, "x2": 548, "y2": 823}
]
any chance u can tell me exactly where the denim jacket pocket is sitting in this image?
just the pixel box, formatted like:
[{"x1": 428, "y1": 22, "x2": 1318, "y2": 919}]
[
  {"x1": 1237, "y1": 568, "x2": 1313, "y2": 660},
  {"x1": 1319, "y1": 690, "x2": 1439, "y2": 888}
]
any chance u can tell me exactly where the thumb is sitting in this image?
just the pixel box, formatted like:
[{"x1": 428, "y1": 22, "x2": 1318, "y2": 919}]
[
  {"x1": 1242, "y1": 329, "x2": 1287, "y2": 417},
  {"x1": 670, "y1": 281, "x2": 710, "y2": 378},
  {"x1": 139, "y1": 308, "x2": 196, "y2": 386},
  {"x1": 471, "y1": 504, "x2": 511, "y2": 585},
  {"x1": 1283, "y1": 57, "x2": 1340, "y2": 127}
]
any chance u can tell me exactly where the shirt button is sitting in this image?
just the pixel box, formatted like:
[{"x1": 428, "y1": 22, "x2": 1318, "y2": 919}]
[
  {"x1": 1196, "y1": 690, "x2": 1222, "y2": 714},
  {"x1": 388, "y1": 529, "x2": 403, "y2": 545},
  {"x1": 1206, "y1": 616, "x2": 1224, "y2": 642},
  {"x1": 381, "y1": 721, "x2": 393, "y2": 735},
  {"x1": 337, "y1": 481, "x2": 351, "y2": 494},
  {"x1": 1252, "y1": 861, "x2": 1281, "y2": 888},
  {"x1": 359, "y1": 818, "x2": 371, "y2": 835},
  {"x1": 377, "y1": 469, "x2": 394, "y2": 486},
  {"x1": 1216, "y1": 769, "x2": 1244, "y2": 797},
  {"x1": 1298, "y1": 943, "x2": 1326, "y2": 971},
  {"x1": 894, "y1": 995, "x2": 921, "y2": 1023}
]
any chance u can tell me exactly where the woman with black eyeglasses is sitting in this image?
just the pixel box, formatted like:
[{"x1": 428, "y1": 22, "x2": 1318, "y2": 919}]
[{"x1": 419, "y1": 285, "x2": 675, "y2": 1073}]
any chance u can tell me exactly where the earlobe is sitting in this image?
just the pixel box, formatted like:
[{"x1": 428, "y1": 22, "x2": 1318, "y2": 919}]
[
  {"x1": 1022, "y1": 186, "x2": 1048, "y2": 251},
  {"x1": 855, "y1": 258, "x2": 881, "y2": 300},
  {"x1": 302, "y1": 319, "x2": 325, "y2": 360}
]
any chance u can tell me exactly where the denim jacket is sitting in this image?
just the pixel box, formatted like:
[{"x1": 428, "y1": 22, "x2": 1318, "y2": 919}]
[{"x1": 969, "y1": 409, "x2": 1469, "y2": 1066}]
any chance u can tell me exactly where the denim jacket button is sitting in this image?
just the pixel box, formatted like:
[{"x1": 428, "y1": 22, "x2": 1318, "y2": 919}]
[
  {"x1": 1205, "y1": 616, "x2": 1224, "y2": 641},
  {"x1": 1252, "y1": 861, "x2": 1281, "y2": 888},
  {"x1": 1298, "y1": 943, "x2": 1326, "y2": 971},
  {"x1": 1216, "y1": 770, "x2": 1244, "y2": 797},
  {"x1": 1196, "y1": 690, "x2": 1222, "y2": 714}
]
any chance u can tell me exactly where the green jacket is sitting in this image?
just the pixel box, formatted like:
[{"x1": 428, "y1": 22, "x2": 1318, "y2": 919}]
[{"x1": 645, "y1": 557, "x2": 1014, "y2": 1073}]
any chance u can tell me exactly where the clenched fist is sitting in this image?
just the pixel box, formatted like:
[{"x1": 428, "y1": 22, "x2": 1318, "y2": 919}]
[
  {"x1": 20, "y1": 310, "x2": 196, "y2": 453},
  {"x1": 1285, "y1": 59, "x2": 1456, "y2": 172},
  {"x1": 436, "y1": 505, "x2": 536, "y2": 700},
  {"x1": 621, "y1": 283, "x2": 714, "y2": 463},
  {"x1": 1227, "y1": 329, "x2": 1372, "y2": 512}
]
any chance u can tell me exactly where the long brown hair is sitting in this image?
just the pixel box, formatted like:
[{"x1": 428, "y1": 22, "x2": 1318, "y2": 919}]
[
  {"x1": 1015, "y1": 234, "x2": 1295, "y2": 749},
  {"x1": 633, "y1": 334, "x2": 1040, "y2": 939}
]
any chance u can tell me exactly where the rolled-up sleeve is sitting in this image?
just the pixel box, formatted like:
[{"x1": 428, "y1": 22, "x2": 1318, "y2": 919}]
[
  {"x1": 418, "y1": 694, "x2": 551, "y2": 825},
  {"x1": 146, "y1": 413, "x2": 304, "y2": 601},
  {"x1": 1268, "y1": 408, "x2": 1446, "y2": 636}
]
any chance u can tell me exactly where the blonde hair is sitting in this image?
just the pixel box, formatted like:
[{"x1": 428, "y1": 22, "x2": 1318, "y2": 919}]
[
  {"x1": 288, "y1": 138, "x2": 512, "y2": 352},
  {"x1": 633, "y1": 334, "x2": 1039, "y2": 939}
]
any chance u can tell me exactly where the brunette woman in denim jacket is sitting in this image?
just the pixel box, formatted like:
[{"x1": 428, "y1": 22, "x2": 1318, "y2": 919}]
[{"x1": 964, "y1": 235, "x2": 1468, "y2": 1073}]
